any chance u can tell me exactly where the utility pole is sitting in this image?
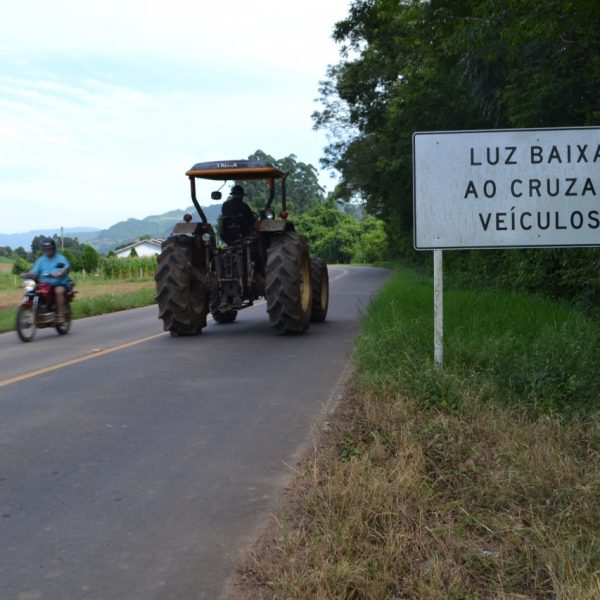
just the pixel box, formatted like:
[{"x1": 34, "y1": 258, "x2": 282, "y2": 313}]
[{"x1": 61, "y1": 227, "x2": 64, "y2": 251}]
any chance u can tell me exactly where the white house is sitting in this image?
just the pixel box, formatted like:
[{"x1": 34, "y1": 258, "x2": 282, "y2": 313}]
[{"x1": 114, "y1": 239, "x2": 164, "y2": 258}]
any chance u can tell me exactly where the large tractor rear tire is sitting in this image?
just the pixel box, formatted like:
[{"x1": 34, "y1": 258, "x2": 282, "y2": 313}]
[
  {"x1": 155, "y1": 236, "x2": 209, "y2": 336},
  {"x1": 265, "y1": 232, "x2": 312, "y2": 334},
  {"x1": 310, "y1": 257, "x2": 329, "y2": 322}
]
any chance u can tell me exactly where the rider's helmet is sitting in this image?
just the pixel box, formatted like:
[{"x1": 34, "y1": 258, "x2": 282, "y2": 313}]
[
  {"x1": 41, "y1": 238, "x2": 56, "y2": 251},
  {"x1": 231, "y1": 184, "x2": 245, "y2": 198}
]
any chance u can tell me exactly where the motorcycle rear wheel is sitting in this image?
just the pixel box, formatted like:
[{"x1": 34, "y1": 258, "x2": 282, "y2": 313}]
[{"x1": 16, "y1": 305, "x2": 36, "y2": 342}]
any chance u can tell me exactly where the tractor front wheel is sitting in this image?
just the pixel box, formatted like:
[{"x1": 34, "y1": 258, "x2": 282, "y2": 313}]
[{"x1": 210, "y1": 307, "x2": 238, "y2": 324}]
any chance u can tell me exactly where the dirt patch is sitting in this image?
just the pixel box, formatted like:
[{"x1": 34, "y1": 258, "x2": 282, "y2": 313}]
[
  {"x1": 0, "y1": 263, "x2": 12, "y2": 272},
  {"x1": 0, "y1": 288, "x2": 22, "y2": 311}
]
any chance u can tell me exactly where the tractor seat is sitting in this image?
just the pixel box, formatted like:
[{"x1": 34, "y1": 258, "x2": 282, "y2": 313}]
[{"x1": 221, "y1": 215, "x2": 251, "y2": 245}]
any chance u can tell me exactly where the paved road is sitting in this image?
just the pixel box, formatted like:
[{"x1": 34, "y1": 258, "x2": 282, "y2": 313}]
[{"x1": 0, "y1": 266, "x2": 389, "y2": 599}]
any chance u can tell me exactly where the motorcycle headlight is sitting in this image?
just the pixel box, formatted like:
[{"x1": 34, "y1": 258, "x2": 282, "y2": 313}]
[{"x1": 23, "y1": 279, "x2": 36, "y2": 292}]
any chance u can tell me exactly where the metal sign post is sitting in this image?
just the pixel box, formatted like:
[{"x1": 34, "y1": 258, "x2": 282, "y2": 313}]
[{"x1": 433, "y1": 249, "x2": 443, "y2": 369}]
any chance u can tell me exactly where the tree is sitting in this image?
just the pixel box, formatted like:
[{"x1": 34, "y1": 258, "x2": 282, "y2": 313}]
[
  {"x1": 31, "y1": 234, "x2": 86, "y2": 259},
  {"x1": 295, "y1": 200, "x2": 388, "y2": 264},
  {"x1": 80, "y1": 245, "x2": 100, "y2": 273},
  {"x1": 31, "y1": 235, "x2": 46, "y2": 255},
  {"x1": 12, "y1": 257, "x2": 30, "y2": 275},
  {"x1": 233, "y1": 150, "x2": 326, "y2": 216},
  {"x1": 353, "y1": 217, "x2": 388, "y2": 263},
  {"x1": 14, "y1": 246, "x2": 28, "y2": 260},
  {"x1": 313, "y1": 0, "x2": 600, "y2": 303},
  {"x1": 62, "y1": 249, "x2": 80, "y2": 272},
  {"x1": 314, "y1": 0, "x2": 600, "y2": 255}
]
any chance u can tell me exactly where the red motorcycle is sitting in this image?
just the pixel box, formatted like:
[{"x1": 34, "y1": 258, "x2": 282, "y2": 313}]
[{"x1": 16, "y1": 276, "x2": 76, "y2": 342}]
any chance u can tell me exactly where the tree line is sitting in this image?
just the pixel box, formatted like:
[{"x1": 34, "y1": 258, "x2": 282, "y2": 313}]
[
  {"x1": 8, "y1": 235, "x2": 101, "y2": 275},
  {"x1": 314, "y1": 0, "x2": 600, "y2": 308},
  {"x1": 234, "y1": 149, "x2": 389, "y2": 264}
]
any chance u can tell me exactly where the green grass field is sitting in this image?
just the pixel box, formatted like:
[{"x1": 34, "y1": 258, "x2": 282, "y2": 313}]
[
  {"x1": 242, "y1": 265, "x2": 600, "y2": 599},
  {"x1": 356, "y1": 267, "x2": 599, "y2": 418}
]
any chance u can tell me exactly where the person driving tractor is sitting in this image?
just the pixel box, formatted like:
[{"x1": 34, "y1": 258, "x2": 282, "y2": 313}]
[
  {"x1": 26, "y1": 238, "x2": 71, "y2": 324},
  {"x1": 221, "y1": 184, "x2": 256, "y2": 235}
]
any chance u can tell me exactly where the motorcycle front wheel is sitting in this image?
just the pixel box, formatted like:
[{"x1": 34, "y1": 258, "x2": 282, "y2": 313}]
[{"x1": 16, "y1": 305, "x2": 37, "y2": 342}]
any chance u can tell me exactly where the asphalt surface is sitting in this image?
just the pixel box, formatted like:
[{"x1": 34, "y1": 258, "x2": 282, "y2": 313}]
[{"x1": 0, "y1": 265, "x2": 389, "y2": 599}]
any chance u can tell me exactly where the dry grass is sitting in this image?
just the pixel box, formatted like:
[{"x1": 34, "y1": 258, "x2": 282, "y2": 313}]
[
  {"x1": 233, "y1": 267, "x2": 600, "y2": 599},
  {"x1": 237, "y1": 387, "x2": 600, "y2": 599}
]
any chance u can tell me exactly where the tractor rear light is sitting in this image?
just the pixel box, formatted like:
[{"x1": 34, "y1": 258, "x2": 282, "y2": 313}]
[
  {"x1": 280, "y1": 210, "x2": 288, "y2": 219},
  {"x1": 183, "y1": 213, "x2": 193, "y2": 223}
]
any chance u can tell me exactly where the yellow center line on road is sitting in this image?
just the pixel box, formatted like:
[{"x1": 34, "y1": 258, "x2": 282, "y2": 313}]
[
  {"x1": 0, "y1": 267, "x2": 351, "y2": 389},
  {"x1": 0, "y1": 331, "x2": 167, "y2": 389}
]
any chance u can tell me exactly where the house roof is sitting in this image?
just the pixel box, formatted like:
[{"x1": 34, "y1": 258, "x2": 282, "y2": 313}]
[{"x1": 115, "y1": 239, "x2": 164, "y2": 253}]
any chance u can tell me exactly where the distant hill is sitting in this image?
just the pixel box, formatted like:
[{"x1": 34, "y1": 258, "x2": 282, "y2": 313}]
[
  {"x1": 0, "y1": 205, "x2": 222, "y2": 255},
  {"x1": 83, "y1": 204, "x2": 222, "y2": 254},
  {"x1": 0, "y1": 227, "x2": 100, "y2": 251}
]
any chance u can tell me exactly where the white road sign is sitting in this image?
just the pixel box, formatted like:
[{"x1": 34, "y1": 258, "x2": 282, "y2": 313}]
[{"x1": 413, "y1": 127, "x2": 600, "y2": 249}]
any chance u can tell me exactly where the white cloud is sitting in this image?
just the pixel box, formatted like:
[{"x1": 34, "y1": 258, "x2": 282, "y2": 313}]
[
  {"x1": 0, "y1": 0, "x2": 350, "y2": 235},
  {"x1": 2, "y1": 0, "x2": 348, "y2": 72}
]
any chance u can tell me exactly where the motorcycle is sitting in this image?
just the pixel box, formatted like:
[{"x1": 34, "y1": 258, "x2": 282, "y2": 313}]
[{"x1": 16, "y1": 275, "x2": 76, "y2": 342}]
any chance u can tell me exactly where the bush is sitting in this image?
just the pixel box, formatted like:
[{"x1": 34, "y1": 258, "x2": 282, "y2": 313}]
[
  {"x1": 11, "y1": 257, "x2": 30, "y2": 275},
  {"x1": 80, "y1": 245, "x2": 100, "y2": 272},
  {"x1": 295, "y1": 202, "x2": 388, "y2": 264}
]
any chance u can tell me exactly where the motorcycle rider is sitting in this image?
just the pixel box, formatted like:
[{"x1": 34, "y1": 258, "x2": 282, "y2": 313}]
[{"x1": 25, "y1": 238, "x2": 71, "y2": 324}]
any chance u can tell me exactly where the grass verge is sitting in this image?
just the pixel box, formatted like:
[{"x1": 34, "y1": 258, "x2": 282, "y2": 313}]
[{"x1": 236, "y1": 265, "x2": 600, "y2": 599}]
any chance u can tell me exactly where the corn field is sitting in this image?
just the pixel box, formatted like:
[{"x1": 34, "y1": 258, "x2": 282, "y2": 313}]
[{"x1": 98, "y1": 256, "x2": 158, "y2": 280}]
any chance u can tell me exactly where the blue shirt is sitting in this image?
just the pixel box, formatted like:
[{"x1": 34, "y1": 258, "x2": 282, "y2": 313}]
[{"x1": 31, "y1": 252, "x2": 71, "y2": 285}]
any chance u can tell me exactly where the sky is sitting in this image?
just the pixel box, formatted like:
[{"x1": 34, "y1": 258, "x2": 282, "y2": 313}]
[{"x1": 0, "y1": 0, "x2": 351, "y2": 234}]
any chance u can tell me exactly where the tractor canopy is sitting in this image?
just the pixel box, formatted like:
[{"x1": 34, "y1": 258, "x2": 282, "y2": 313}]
[
  {"x1": 186, "y1": 160, "x2": 288, "y2": 224},
  {"x1": 186, "y1": 160, "x2": 285, "y2": 181}
]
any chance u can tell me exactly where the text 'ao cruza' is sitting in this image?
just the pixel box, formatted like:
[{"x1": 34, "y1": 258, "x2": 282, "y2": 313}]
[{"x1": 464, "y1": 143, "x2": 600, "y2": 234}]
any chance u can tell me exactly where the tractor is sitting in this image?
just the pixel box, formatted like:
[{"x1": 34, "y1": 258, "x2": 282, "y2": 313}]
[{"x1": 155, "y1": 159, "x2": 329, "y2": 336}]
